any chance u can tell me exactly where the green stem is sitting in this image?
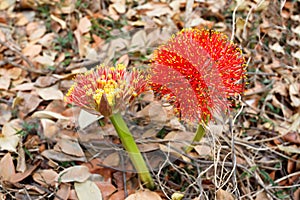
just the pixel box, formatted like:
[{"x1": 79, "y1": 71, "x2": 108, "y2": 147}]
[
  {"x1": 109, "y1": 112, "x2": 155, "y2": 190},
  {"x1": 185, "y1": 123, "x2": 206, "y2": 153}
]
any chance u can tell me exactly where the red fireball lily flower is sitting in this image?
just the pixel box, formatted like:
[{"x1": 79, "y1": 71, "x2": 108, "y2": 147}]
[
  {"x1": 65, "y1": 64, "x2": 147, "y2": 117},
  {"x1": 148, "y1": 28, "x2": 246, "y2": 122}
]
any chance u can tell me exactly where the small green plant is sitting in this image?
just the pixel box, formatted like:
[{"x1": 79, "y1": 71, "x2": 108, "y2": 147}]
[
  {"x1": 75, "y1": 0, "x2": 89, "y2": 9},
  {"x1": 37, "y1": 5, "x2": 52, "y2": 31},
  {"x1": 16, "y1": 121, "x2": 39, "y2": 137},
  {"x1": 90, "y1": 17, "x2": 127, "y2": 40},
  {"x1": 54, "y1": 31, "x2": 74, "y2": 51}
]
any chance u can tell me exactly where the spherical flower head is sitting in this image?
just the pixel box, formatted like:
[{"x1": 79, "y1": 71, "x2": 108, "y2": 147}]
[
  {"x1": 65, "y1": 64, "x2": 147, "y2": 117},
  {"x1": 148, "y1": 28, "x2": 246, "y2": 122}
]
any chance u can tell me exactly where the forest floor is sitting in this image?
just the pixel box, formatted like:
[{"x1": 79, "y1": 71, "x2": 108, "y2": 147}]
[{"x1": 0, "y1": 0, "x2": 299, "y2": 199}]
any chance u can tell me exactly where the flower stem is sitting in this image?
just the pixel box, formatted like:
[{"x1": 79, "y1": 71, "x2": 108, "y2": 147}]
[
  {"x1": 109, "y1": 112, "x2": 155, "y2": 190},
  {"x1": 185, "y1": 123, "x2": 206, "y2": 153}
]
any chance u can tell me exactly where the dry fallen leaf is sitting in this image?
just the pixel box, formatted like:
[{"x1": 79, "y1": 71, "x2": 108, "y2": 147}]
[
  {"x1": 26, "y1": 21, "x2": 46, "y2": 41},
  {"x1": 36, "y1": 84, "x2": 64, "y2": 100},
  {"x1": 112, "y1": 2, "x2": 126, "y2": 14},
  {"x1": 0, "y1": 103, "x2": 12, "y2": 125},
  {"x1": 22, "y1": 44, "x2": 42, "y2": 57},
  {"x1": 0, "y1": 0, "x2": 15, "y2": 10},
  {"x1": 42, "y1": 149, "x2": 87, "y2": 162},
  {"x1": 282, "y1": 132, "x2": 300, "y2": 145},
  {"x1": 40, "y1": 118, "x2": 59, "y2": 138},
  {"x1": 17, "y1": 92, "x2": 43, "y2": 116},
  {"x1": 54, "y1": 183, "x2": 71, "y2": 200},
  {"x1": 75, "y1": 180, "x2": 102, "y2": 200},
  {"x1": 10, "y1": 161, "x2": 41, "y2": 183},
  {"x1": 0, "y1": 119, "x2": 22, "y2": 152},
  {"x1": 16, "y1": 141, "x2": 26, "y2": 173},
  {"x1": 163, "y1": 131, "x2": 194, "y2": 152},
  {"x1": 216, "y1": 189, "x2": 235, "y2": 200},
  {"x1": 11, "y1": 82, "x2": 35, "y2": 91},
  {"x1": 278, "y1": 145, "x2": 300, "y2": 154},
  {"x1": 51, "y1": 14, "x2": 67, "y2": 29},
  {"x1": 130, "y1": 29, "x2": 147, "y2": 53},
  {"x1": 255, "y1": 191, "x2": 270, "y2": 200},
  {"x1": 95, "y1": 182, "x2": 117, "y2": 199},
  {"x1": 38, "y1": 33, "x2": 56, "y2": 47},
  {"x1": 0, "y1": 75, "x2": 10, "y2": 90},
  {"x1": 269, "y1": 42, "x2": 285, "y2": 54},
  {"x1": 7, "y1": 67, "x2": 22, "y2": 80},
  {"x1": 33, "y1": 169, "x2": 59, "y2": 186},
  {"x1": 78, "y1": 109, "x2": 102, "y2": 130},
  {"x1": 31, "y1": 110, "x2": 69, "y2": 120},
  {"x1": 56, "y1": 135, "x2": 85, "y2": 157},
  {"x1": 34, "y1": 54, "x2": 55, "y2": 67},
  {"x1": 58, "y1": 165, "x2": 91, "y2": 183},
  {"x1": 78, "y1": 16, "x2": 92, "y2": 34},
  {"x1": 125, "y1": 190, "x2": 162, "y2": 200},
  {"x1": 0, "y1": 153, "x2": 16, "y2": 181},
  {"x1": 289, "y1": 83, "x2": 300, "y2": 107},
  {"x1": 102, "y1": 152, "x2": 120, "y2": 167}
]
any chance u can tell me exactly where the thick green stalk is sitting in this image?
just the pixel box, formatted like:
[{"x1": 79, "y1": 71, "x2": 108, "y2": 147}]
[
  {"x1": 185, "y1": 123, "x2": 206, "y2": 153},
  {"x1": 109, "y1": 112, "x2": 155, "y2": 190}
]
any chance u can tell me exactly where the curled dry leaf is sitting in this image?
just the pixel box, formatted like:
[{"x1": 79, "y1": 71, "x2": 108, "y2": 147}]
[
  {"x1": 50, "y1": 14, "x2": 66, "y2": 29},
  {"x1": 16, "y1": 141, "x2": 26, "y2": 172},
  {"x1": 58, "y1": 165, "x2": 91, "y2": 183},
  {"x1": 10, "y1": 161, "x2": 41, "y2": 183}
]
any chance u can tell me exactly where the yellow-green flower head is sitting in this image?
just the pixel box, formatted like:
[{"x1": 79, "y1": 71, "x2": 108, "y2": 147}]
[{"x1": 65, "y1": 64, "x2": 147, "y2": 117}]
